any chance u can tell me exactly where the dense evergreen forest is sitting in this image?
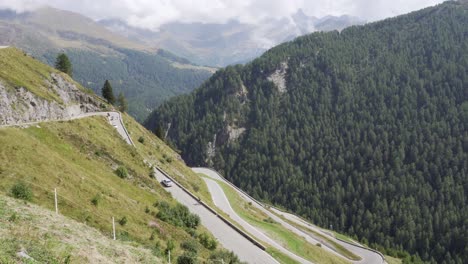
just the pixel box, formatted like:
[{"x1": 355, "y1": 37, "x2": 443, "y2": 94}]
[
  {"x1": 43, "y1": 48, "x2": 212, "y2": 121},
  {"x1": 146, "y1": 2, "x2": 467, "y2": 263}
]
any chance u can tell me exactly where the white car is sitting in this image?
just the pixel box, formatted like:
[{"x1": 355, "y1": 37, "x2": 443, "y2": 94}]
[{"x1": 161, "y1": 179, "x2": 173, "y2": 187}]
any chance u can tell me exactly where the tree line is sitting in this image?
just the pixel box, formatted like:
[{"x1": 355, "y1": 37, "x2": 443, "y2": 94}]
[{"x1": 55, "y1": 53, "x2": 127, "y2": 112}]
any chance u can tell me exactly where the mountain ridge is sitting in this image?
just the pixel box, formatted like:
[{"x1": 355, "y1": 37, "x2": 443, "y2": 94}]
[{"x1": 100, "y1": 11, "x2": 364, "y2": 67}]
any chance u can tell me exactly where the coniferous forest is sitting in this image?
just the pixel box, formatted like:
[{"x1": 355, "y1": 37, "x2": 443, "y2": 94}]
[{"x1": 146, "y1": 2, "x2": 467, "y2": 263}]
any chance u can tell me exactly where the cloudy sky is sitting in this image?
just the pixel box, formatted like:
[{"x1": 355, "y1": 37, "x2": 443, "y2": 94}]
[{"x1": 0, "y1": 0, "x2": 446, "y2": 30}]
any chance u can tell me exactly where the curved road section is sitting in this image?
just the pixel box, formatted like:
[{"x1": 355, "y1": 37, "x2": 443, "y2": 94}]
[
  {"x1": 153, "y1": 168, "x2": 278, "y2": 264},
  {"x1": 193, "y1": 167, "x2": 385, "y2": 264},
  {"x1": 203, "y1": 177, "x2": 311, "y2": 264}
]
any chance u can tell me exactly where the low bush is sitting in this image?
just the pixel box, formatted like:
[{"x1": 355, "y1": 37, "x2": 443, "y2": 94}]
[
  {"x1": 181, "y1": 240, "x2": 199, "y2": 254},
  {"x1": 10, "y1": 182, "x2": 32, "y2": 201},
  {"x1": 91, "y1": 194, "x2": 101, "y2": 206},
  {"x1": 209, "y1": 249, "x2": 245, "y2": 264},
  {"x1": 115, "y1": 166, "x2": 128, "y2": 179},
  {"x1": 198, "y1": 232, "x2": 217, "y2": 250},
  {"x1": 156, "y1": 202, "x2": 200, "y2": 229},
  {"x1": 119, "y1": 216, "x2": 128, "y2": 226},
  {"x1": 177, "y1": 252, "x2": 198, "y2": 264}
]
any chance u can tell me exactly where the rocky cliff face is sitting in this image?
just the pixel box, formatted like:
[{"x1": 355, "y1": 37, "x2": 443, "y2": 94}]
[{"x1": 0, "y1": 73, "x2": 102, "y2": 125}]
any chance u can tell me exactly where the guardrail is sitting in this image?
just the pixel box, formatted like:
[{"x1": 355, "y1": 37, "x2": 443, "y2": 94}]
[
  {"x1": 335, "y1": 237, "x2": 386, "y2": 264},
  {"x1": 199, "y1": 167, "x2": 266, "y2": 208},
  {"x1": 116, "y1": 112, "x2": 135, "y2": 146},
  {"x1": 155, "y1": 166, "x2": 267, "y2": 251},
  {"x1": 199, "y1": 167, "x2": 387, "y2": 264}
]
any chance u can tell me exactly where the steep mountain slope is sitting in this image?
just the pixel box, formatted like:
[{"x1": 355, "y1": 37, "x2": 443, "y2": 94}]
[
  {"x1": 146, "y1": 1, "x2": 468, "y2": 263},
  {"x1": 0, "y1": 47, "x2": 104, "y2": 125},
  {"x1": 100, "y1": 11, "x2": 364, "y2": 67},
  {"x1": 0, "y1": 47, "x2": 236, "y2": 263},
  {"x1": 0, "y1": 46, "x2": 385, "y2": 264},
  {"x1": 0, "y1": 7, "x2": 213, "y2": 121}
]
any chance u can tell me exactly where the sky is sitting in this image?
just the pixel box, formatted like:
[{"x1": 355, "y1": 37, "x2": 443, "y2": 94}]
[{"x1": 0, "y1": 0, "x2": 446, "y2": 30}]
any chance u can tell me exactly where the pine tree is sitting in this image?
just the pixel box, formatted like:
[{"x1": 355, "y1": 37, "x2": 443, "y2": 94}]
[
  {"x1": 155, "y1": 125, "x2": 165, "y2": 140},
  {"x1": 117, "y1": 92, "x2": 128, "y2": 112},
  {"x1": 101, "y1": 80, "x2": 115, "y2": 105},
  {"x1": 55, "y1": 53, "x2": 72, "y2": 77}
]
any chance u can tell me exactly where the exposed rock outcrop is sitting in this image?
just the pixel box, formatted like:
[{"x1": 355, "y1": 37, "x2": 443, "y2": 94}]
[
  {"x1": 267, "y1": 61, "x2": 288, "y2": 93},
  {"x1": 0, "y1": 73, "x2": 101, "y2": 125}
]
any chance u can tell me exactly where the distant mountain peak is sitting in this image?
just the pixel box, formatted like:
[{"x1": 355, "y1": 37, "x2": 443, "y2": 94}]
[{"x1": 100, "y1": 13, "x2": 364, "y2": 67}]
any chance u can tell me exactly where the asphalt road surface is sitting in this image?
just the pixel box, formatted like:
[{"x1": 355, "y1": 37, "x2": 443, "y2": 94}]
[
  {"x1": 153, "y1": 168, "x2": 278, "y2": 264},
  {"x1": 0, "y1": 111, "x2": 134, "y2": 146},
  {"x1": 203, "y1": 177, "x2": 312, "y2": 264},
  {"x1": 193, "y1": 167, "x2": 385, "y2": 264}
]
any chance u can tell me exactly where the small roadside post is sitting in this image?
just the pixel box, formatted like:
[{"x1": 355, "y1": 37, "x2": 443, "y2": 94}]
[
  {"x1": 112, "y1": 217, "x2": 116, "y2": 240},
  {"x1": 54, "y1": 188, "x2": 58, "y2": 214}
]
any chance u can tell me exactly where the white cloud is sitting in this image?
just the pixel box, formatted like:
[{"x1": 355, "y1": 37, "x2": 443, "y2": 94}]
[{"x1": 0, "y1": 0, "x2": 446, "y2": 29}]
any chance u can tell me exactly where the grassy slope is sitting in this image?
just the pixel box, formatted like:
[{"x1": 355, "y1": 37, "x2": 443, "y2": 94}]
[
  {"x1": 0, "y1": 116, "x2": 216, "y2": 261},
  {"x1": 274, "y1": 215, "x2": 361, "y2": 261},
  {"x1": 0, "y1": 47, "x2": 93, "y2": 103},
  {"x1": 0, "y1": 194, "x2": 161, "y2": 264}
]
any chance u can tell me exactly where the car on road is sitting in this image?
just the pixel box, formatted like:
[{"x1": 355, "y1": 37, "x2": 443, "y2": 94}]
[{"x1": 161, "y1": 179, "x2": 173, "y2": 187}]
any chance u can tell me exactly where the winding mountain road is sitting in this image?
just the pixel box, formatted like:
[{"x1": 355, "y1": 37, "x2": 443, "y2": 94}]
[
  {"x1": 153, "y1": 168, "x2": 278, "y2": 264},
  {"x1": 203, "y1": 177, "x2": 312, "y2": 264},
  {"x1": 193, "y1": 167, "x2": 386, "y2": 264}
]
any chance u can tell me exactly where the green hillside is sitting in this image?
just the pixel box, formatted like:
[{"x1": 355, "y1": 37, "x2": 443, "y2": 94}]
[
  {"x1": 0, "y1": 115, "x2": 233, "y2": 262},
  {"x1": 0, "y1": 48, "x2": 234, "y2": 263},
  {"x1": 0, "y1": 194, "x2": 161, "y2": 263},
  {"x1": 146, "y1": 1, "x2": 468, "y2": 263},
  {"x1": 0, "y1": 47, "x2": 90, "y2": 102}
]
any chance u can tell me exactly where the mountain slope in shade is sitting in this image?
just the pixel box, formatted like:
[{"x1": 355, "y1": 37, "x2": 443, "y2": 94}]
[
  {"x1": 146, "y1": 1, "x2": 468, "y2": 263},
  {"x1": 100, "y1": 10, "x2": 364, "y2": 67},
  {"x1": 0, "y1": 7, "x2": 213, "y2": 122}
]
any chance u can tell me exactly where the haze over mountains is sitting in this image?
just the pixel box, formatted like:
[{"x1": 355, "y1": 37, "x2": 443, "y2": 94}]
[
  {"x1": 0, "y1": 6, "x2": 213, "y2": 121},
  {"x1": 100, "y1": 10, "x2": 364, "y2": 66}
]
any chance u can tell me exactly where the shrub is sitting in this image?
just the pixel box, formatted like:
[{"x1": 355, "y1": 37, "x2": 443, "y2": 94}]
[
  {"x1": 165, "y1": 239, "x2": 175, "y2": 255},
  {"x1": 156, "y1": 202, "x2": 200, "y2": 229},
  {"x1": 209, "y1": 250, "x2": 244, "y2": 264},
  {"x1": 138, "y1": 136, "x2": 145, "y2": 144},
  {"x1": 152, "y1": 241, "x2": 163, "y2": 256},
  {"x1": 177, "y1": 252, "x2": 198, "y2": 264},
  {"x1": 181, "y1": 240, "x2": 199, "y2": 253},
  {"x1": 115, "y1": 166, "x2": 128, "y2": 179},
  {"x1": 91, "y1": 194, "x2": 101, "y2": 206},
  {"x1": 119, "y1": 216, "x2": 128, "y2": 226},
  {"x1": 11, "y1": 182, "x2": 32, "y2": 201},
  {"x1": 199, "y1": 232, "x2": 217, "y2": 250},
  {"x1": 8, "y1": 212, "x2": 18, "y2": 222}
]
